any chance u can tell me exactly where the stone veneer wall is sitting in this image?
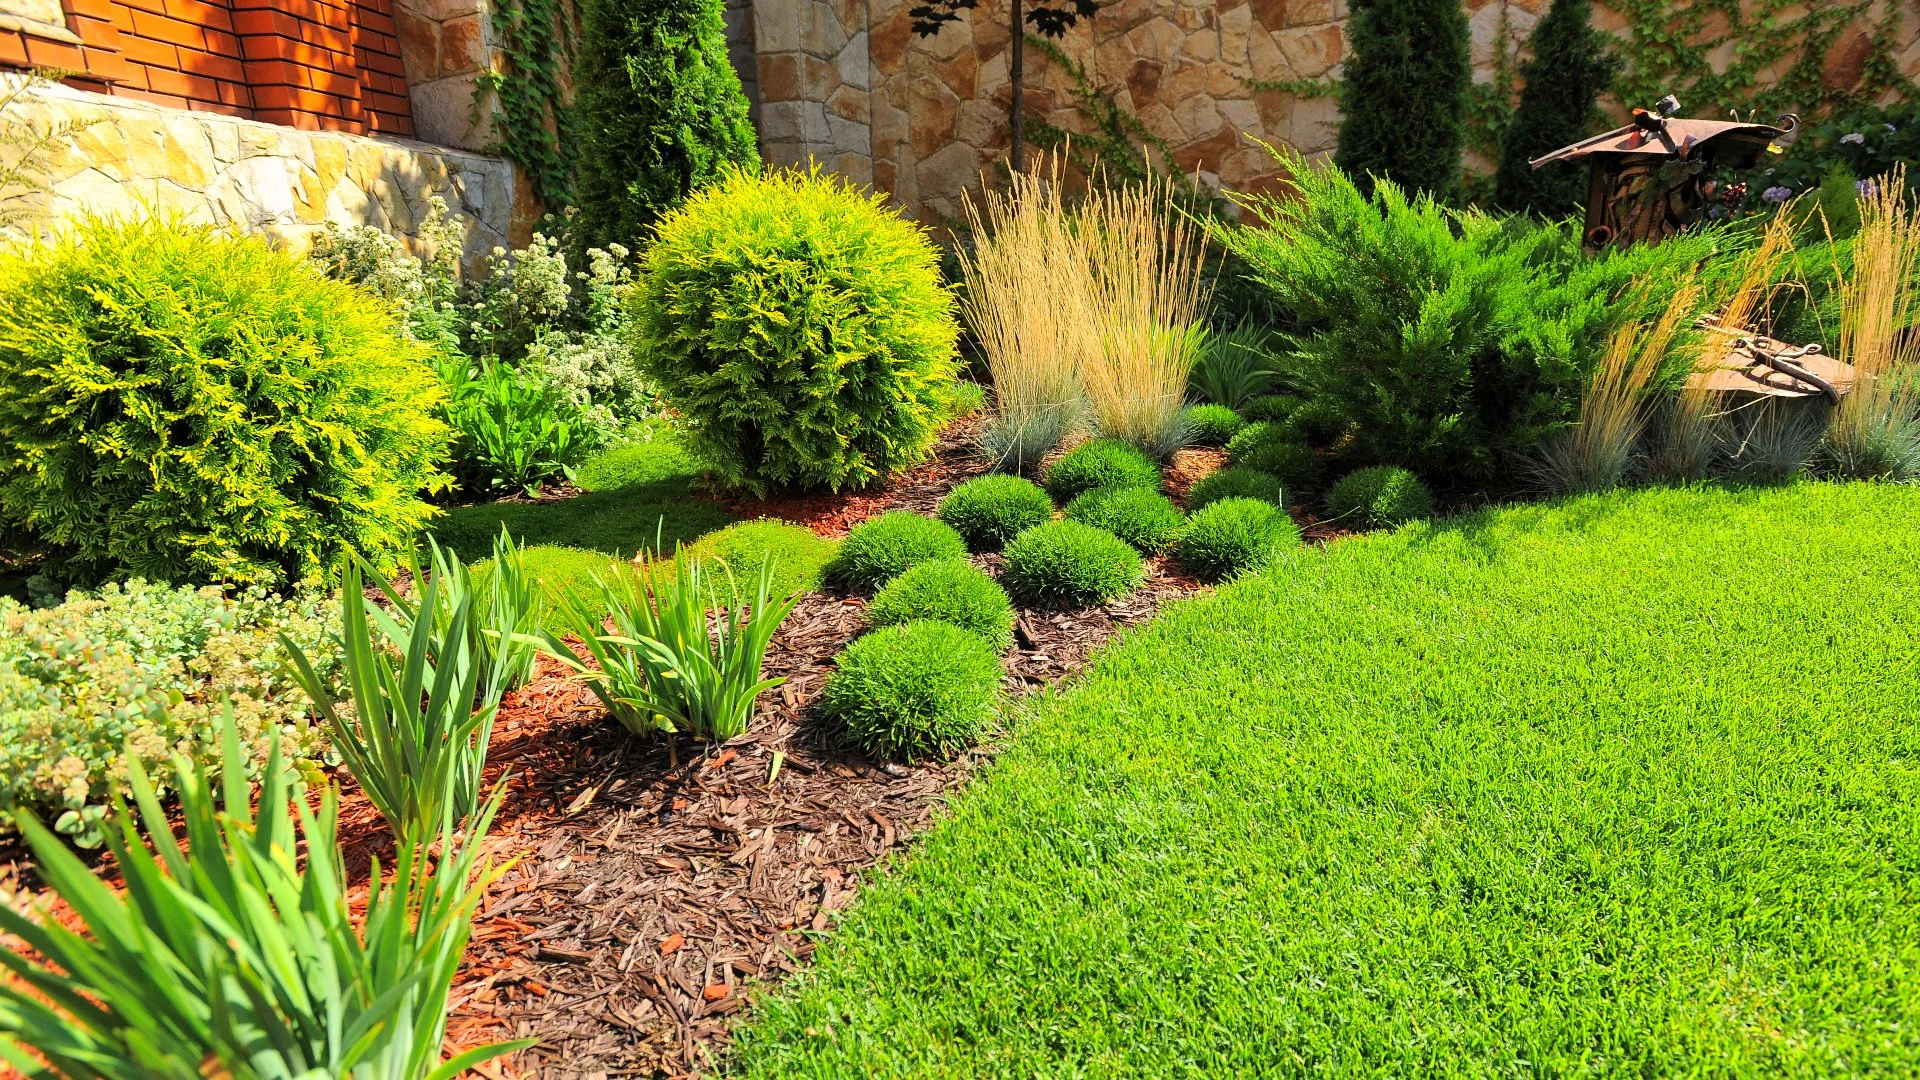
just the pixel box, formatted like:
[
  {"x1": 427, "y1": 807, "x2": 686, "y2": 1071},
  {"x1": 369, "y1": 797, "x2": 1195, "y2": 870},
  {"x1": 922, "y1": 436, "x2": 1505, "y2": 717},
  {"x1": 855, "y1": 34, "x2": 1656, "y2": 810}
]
[
  {"x1": 737, "y1": 0, "x2": 1920, "y2": 225},
  {"x1": 0, "y1": 77, "x2": 527, "y2": 266}
]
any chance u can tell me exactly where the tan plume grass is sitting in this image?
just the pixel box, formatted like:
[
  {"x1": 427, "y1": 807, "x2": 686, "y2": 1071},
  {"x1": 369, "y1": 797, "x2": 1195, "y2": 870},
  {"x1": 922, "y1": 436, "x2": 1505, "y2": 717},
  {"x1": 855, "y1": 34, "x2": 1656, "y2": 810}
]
[
  {"x1": 1826, "y1": 166, "x2": 1920, "y2": 479},
  {"x1": 958, "y1": 165, "x2": 1096, "y2": 473},
  {"x1": 1535, "y1": 282, "x2": 1698, "y2": 492},
  {"x1": 1658, "y1": 210, "x2": 1798, "y2": 479},
  {"x1": 1075, "y1": 179, "x2": 1212, "y2": 459}
]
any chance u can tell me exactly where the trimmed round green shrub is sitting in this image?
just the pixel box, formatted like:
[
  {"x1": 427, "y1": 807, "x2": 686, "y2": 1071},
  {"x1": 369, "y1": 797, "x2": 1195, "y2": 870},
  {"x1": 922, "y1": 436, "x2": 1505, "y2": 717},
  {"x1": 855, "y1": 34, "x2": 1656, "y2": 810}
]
[
  {"x1": 938, "y1": 474, "x2": 1054, "y2": 552},
  {"x1": 822, "y1": 620, "x2": 1001, "y2": 760},
  {"x1": 1279, "y1": 398, "x2": 1349, "y2": 445},
  {"x1": 825, "y1": 511, "x2": 967, "y2": 593},
  {"x1": 1043, "y1": 439, "x2": 1162, "y2": 504},
  {"x1": 867, "y1": 558, "x2": 1015, "y2": 651},
  {"x1": 1183, "y1": 403, "x2": 1245, "y2": 447},
  {"x1": 1188, "y1": 466, "x2": 1287, "y2": 511},
  {"x1": 1326, "y1": 465, "x2": 1435, "y2": 528},
  {"x1": 1063, "y1": 486, "x2": 1185, "y2": 554},
  {"x1": 1000, "y1": 520, "x2": 1144, "y2": 609},
  {"x1": 1238, "y1": 395, "x2": 1302, "y2": 424},
  {"x1": 631, "y1": 167, "x2": 960, "y2": 496},
  {"x1": 0, "y1": 217, "x2": 451, "y2": 587},
  {"x1": 1226, "y1": 423, "x2": 1320, "y2": 492},
  {"x1": 1176, "y1": 497, "x2": 1302, "y2": 582}
]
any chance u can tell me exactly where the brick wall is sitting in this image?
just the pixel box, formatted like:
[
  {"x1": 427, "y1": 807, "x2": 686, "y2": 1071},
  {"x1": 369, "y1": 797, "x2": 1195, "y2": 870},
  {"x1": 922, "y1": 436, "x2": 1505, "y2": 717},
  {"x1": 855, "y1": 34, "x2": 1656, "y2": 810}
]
[{"x1": 1, "y1": 0, "x2": 414, "y2": 135}]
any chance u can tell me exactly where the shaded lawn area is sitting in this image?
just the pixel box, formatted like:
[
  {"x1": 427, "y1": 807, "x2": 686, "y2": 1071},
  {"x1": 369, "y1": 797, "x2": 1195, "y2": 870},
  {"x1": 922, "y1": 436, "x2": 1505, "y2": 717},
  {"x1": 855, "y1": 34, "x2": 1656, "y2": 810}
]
[
  {"x1": 432, "y1": 438, "x2": 736, "y2": 563},
  {"x1": 737, "y1": 483, "x2": 1920, "y2": 1077},
  {"x1": 432, "y1": 437, "x2": 839, "y2": 632}
]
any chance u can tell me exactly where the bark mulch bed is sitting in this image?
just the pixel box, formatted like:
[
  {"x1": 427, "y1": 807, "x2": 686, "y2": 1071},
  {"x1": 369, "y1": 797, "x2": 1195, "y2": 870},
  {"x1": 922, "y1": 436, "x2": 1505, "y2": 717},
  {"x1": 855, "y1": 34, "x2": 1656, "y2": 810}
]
[{"x1": 440, "y1": 555, "x2": 1204, "y2": 1079}]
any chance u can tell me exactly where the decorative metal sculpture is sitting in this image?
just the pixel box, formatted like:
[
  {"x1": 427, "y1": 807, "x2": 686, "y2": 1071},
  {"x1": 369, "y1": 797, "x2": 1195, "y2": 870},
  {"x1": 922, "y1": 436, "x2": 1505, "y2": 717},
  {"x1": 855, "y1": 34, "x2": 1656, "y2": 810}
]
[{"x1": 1530, "y1": 95, "x2": 1797, "y2": 251}]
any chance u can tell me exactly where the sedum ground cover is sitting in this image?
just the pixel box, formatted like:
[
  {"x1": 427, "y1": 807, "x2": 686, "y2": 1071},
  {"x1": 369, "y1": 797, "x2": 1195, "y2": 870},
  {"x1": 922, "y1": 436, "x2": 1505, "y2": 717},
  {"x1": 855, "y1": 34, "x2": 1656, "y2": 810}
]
[{"x1": 737, "y1": 483, "x2": 1920, "y2": 1077}]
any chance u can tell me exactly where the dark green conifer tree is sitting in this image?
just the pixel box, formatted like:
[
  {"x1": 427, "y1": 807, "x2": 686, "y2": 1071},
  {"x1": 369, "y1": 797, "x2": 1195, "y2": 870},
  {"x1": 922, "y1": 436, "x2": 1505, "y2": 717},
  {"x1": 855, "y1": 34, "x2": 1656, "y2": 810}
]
[
  {"x1": 1333, "y1": 0, "x2": 1472, "y2": 199},
  {"x1": 1492, "y1": 0, "x2": 1619, "y2": 215},
  {"x1": 573, "y1": 0, "x2": 759, "y2": 251}
]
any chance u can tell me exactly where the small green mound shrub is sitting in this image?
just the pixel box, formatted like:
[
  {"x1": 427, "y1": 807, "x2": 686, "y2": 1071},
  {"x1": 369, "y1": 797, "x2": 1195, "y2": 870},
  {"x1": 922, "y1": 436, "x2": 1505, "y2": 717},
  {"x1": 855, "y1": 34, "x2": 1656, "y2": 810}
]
[
  {"x1": 1176, "y1": 497, "x2": 1301, "y2": 582},
  {"x1": 1188, "y1": 467, "x2": 1287, "y2": 511},
  {"x1": 0, "y1": 216, "x2": 451, "y2": 587},
  {"x1": 631, "y1": 167, "x2": 960, "y2": 496},
  {"x1": 0, "y1": 581, "x2": 341, "y2": 846},
  {"x1": 946, "y1": 380, "x2": 988, "y2": 419},
  {"x1": 867, "y1": 559, "x2": 1015, "y2": 651},
  {"x1": 1225, "y1": 424, "x2": 1320, "y2": 492},
  {"x1": 822, "y1": 621, "x2": 1001, "y2": 760},
  {"x1": 1183, "y1": 404, "x2": 1245, "y2": 447},
  {"x1": 1044, "y1": 439, "x2": 1163, "y2": 504},
  {"x1": 1238, "y1": 396, "x2": 1302, "y2": 424},
  {"x1": 1326, "y1": 466, "x2": 1435, "y2": 528},
  {"x1": 938, "y1": 474, "x2": 1055, "y2": 552},
  {"x1": 1000, "y1": 521, "x2": 1145, "y2": 609},
  {"x1": 826, "y1": 512, "x2": 967, "y2": 593},
  {"x1": 1064, "y1": 487, "x2": 1186, "y2": 554}
]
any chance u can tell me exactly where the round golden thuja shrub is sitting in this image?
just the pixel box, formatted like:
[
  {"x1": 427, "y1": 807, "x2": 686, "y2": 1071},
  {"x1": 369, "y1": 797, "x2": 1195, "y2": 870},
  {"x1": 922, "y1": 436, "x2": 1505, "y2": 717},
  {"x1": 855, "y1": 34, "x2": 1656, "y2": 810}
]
[
  {"x1": 0, "y1": 215, "x2": 452, "y2": 587},
  {"x1": 630, "y1": 166, "x2": 961, "y2": 496}
]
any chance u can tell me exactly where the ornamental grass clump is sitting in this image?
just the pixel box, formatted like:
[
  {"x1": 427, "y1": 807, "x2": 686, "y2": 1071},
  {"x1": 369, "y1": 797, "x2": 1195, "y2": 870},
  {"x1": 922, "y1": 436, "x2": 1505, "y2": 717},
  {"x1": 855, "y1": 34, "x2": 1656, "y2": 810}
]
[
  {"x1": 867, "y1": 559, "x2": 1016, "y2": 652},
  {"x1": 1825, "y1": 169, "x2": 1920, "y2": 480},
  {"x1": 1325, "y1": 466, "x2": 1435, "y2": 528},
  {"x1": 631, "y1": 167, "x2": 960, "y2": 496},
  {"x1": 1043, "y1": 439, "x2": 1163, "y2": 504},
  {"x1": 821, "y1": 621, "x2": 1001, "y2": 761},
  {"x1": 1064, "y1": 486, "x2": 1186, "y2": 554},
  {"x1": 959, "y1": 168, "x2": 1094, "y2": 473},
  {"x1": 938, "y1": 474, "x2": 1056, "y2": 552},
  {"x1": 827, "y1": 512, "x2": 969, "y2": 593},
  {"x1": 1187, "y1": 324, "x2": 1277, "y2": 409},
  {"x1": 1000, "y1": 521, "x2": 1145, "y2": 609},
  {"x1": 1077, "y1": 180, "x2": 1212, "y2": 458},
  {"x1": 1176, "y1": 497, "x2": 1301, "y2": 582},
  {"x1": 1187, "y1": 466, "x2": 1287, "y2": 511},
  {"x1": 0, "y1": 708, "x2": 529, "y2": 1080},
  {"x1": 1182, "y1": 403, "x2": 1246, "y2": 447},
  {"x1": 0, "y1": 214, "x2": 451, "y2": 587}
]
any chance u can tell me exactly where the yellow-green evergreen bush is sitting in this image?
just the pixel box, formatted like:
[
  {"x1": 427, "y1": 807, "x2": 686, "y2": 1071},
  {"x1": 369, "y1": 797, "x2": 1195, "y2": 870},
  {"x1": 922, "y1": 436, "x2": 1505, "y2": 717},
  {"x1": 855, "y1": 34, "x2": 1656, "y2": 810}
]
[{"x1": 0, "y1": 216, "x2": 451, "y2": 586}]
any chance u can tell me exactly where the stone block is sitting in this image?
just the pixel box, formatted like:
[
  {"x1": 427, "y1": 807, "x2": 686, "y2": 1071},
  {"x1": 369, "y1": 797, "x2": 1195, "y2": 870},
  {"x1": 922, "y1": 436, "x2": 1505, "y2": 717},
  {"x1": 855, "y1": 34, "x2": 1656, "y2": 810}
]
[
  {"x1": 1219, "y1": 1, "x2": 1254, "y2": 67},
  {"x1": 1275, "y1": 24, "x2": 1342, "y2": 77},
  {"x1": 439, "y1": 14, "x2": 487, "y2": 77},
  {"x1": 838, "y1": 30, "x2": 870, "y2": 90}
]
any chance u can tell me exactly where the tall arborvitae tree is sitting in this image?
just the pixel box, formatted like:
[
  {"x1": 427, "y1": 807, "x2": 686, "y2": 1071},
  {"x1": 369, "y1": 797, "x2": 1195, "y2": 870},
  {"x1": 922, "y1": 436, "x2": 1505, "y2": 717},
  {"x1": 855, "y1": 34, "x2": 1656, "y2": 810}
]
[
  {"x1": 1333, "y1": 0, "x2": 1471, "y2": 199},
  {"x1": 1493, "y1": 0, "x2": 1619, "y2": 215},
  {"x1": 573, "y1": 0, "x2": 759, "y2": 252}
]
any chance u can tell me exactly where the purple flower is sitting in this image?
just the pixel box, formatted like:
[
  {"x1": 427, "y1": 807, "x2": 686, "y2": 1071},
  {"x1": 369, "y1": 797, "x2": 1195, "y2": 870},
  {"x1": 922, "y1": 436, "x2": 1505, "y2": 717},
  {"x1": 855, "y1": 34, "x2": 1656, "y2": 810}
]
[
  {"x1": 1762, "y1": 186, "x2": 1793, "y2": 204},
  {"x1": 1840, "y1": 132, "x2": 1866, "y2": 145},
  {"x1": 1857, "y1": 178, "x2": 1880, "y2": 198}
]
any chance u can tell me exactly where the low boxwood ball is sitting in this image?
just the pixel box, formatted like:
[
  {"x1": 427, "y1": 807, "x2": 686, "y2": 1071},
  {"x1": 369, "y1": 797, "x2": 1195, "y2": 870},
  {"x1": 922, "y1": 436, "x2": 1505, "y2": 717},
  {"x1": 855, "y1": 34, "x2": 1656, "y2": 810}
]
[{"x1": 1000, "y1": 520, "x2": 1145, "y2": 609}]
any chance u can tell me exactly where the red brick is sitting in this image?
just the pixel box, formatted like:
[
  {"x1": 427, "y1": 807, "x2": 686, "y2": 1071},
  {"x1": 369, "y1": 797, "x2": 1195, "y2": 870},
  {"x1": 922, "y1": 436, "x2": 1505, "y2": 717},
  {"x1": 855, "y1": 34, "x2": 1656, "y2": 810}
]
[
  {"x1": 130, "y1": 10, "x2": 205, "y2": 49},
  {"x1": 242, "y1": 58, "x2": 305, "y2": 86},
  {"x1": 177, "y1": 49, "x2": 245, "y2": 83},
  {"x1": 24, "y1": 36, "x2": 87, "y2": 69},
  {"x1": 64, "y1": 0, "x2": 120, "y2": 19},
  {"x1": 0, "y1": 32, "x2": 29, "y2": 68},
  {"x1": 307, "y1": 65, "x2": 361, "y2": 96},
  {"x1": 251, "y1": 82, "x2": 338, "y2": 112},
  {"x1": 144, "y1": 65, "x2": 221, "y2": 102},
  {"x1": 115, "y1": 32, "x2": 178, "y2": 68},
  {"x1": 163, "y1": 0, "x2": 233, "y2": 30},
  {"x1": 70, "y1": 15, "x2": 122, "y2": 47},
  {"x1": 83, "y1": 46, "x2": 139, "y2": 83},
  {"x1": 216, "y1": 77, "x2": 250, "y2": 107},
  {"x1": 230, "y1": 10, "x2": 298, "y2": 39},
  {"x1": 203, "y1": 28, "x2": 239, "y2": 55}
]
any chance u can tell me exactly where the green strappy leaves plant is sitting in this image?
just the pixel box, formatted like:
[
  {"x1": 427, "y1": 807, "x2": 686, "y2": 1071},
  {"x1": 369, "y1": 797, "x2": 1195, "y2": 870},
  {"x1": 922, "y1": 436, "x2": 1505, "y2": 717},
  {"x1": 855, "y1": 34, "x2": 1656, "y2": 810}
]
[
  {"x1": 544, "y1": 544, "x2": 799, "y2": 742},
  {"x1": 361, "y1": 528, "x2": 543, "y2": 697},
  {"x1": 0, "y1": 707, "x2": 531, "y2": 1079}
]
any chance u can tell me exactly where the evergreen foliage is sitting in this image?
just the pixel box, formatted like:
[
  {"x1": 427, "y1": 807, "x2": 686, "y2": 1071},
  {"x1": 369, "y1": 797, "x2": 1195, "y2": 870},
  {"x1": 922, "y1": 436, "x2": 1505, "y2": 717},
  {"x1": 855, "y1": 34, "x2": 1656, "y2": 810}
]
[
  {"x1": 1063, "y1": 487, "x2": 1186, "y2": 555},
  {"x1": 1043, "y1": 439, "x2": 1163, "y2": 504},
  {"x1": 1000, "y1": 521, "x2": 1145, "y2": 609},
  {"x1": 938, "y1": 475, "x2": 1056, "y2": 553},
  {"x1": 1333, "y1": 0, "x2": 1472, "y2": 199},
  {"x1": 631, "y1": 168, "x2": 961, "y2": 496},
  {"x1": 827, "y1": 512, "x2": 969, "y2": 594},
  {"x1": 1493, "y1": 0, "x2": 1620, "y2": 215},
  {"x1": 0, "y1": 216, "x2": 451, "y2": 588},
  {"x1": 1175, "y1": 497, "x2": 1302, "y2": 582},
  {"x1": 867, "y1": 559, "x2": 1017, "y2": 651},
  {"x1": 573, "y1": 0, "x2": 759, "y2": 252},
  {"x1": 1325, "y1": 466, "x2": 1436, "y2": 528},
  {"x1": 822, "y1": 621, "x2": 1001, "y2": 761}
]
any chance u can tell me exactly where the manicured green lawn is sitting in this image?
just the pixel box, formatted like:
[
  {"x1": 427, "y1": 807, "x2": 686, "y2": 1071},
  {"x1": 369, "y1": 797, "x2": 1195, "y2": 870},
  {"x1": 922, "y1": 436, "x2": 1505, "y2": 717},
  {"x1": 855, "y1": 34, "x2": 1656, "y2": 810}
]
[{"x1": 737, "y1": 483, "x2": 1920, "y2": 1077}]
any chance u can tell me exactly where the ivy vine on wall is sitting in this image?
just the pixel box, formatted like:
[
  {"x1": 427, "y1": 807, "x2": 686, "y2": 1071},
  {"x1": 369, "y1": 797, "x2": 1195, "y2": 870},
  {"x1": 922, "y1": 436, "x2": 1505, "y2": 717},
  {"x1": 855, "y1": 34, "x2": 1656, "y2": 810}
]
[{"x1": 476, "y1": 0, "x2": 576, "y2": 208}]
